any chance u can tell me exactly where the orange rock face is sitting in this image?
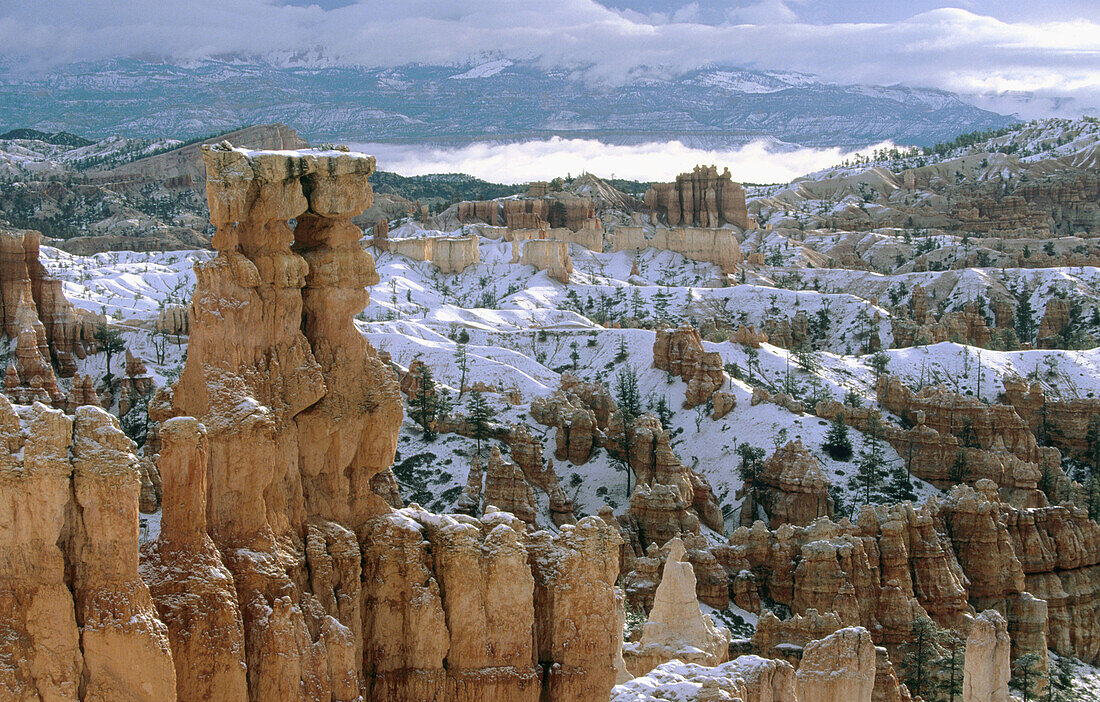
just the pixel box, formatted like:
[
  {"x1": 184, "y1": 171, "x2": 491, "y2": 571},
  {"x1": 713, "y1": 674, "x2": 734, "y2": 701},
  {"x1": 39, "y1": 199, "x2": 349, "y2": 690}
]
[
  {"x1": 645, "y1": 165, "x2": 750, "y2": 229},
  {"x1": 743, "y1": 440, "x2": 834, "y2": 528},
  {"x1": 0, "y1": 399, "x2": 176, "y2": 701},
  {"x1": 0, "y1": 228, "x2": 93, "y2": 378},
  {"x1": 653, "y1": 326, "x2": 728, "y2": 408}
]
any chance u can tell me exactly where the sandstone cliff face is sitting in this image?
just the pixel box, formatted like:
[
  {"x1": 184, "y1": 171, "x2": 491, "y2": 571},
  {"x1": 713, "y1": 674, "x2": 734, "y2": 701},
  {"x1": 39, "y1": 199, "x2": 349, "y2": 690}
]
[
  {"x1": 963, "y1": 609, "x2": 1011, "y2": 702},
  {"x1": 645, "y1": 165, "x2": 750, "y2": 230},
  {"x1": 796, "y1": 627, "x2": 876, "y2": 702},
  {"x1": 743, "y1": 440, "x2": 834, "y2": 528},
  {"x1": 386, "y1": 234, "x2": 480, "y2": 274},
  {"x1": 0, "y1": 399, "x2": 176, "y2": 701},
  {"x1": 623, "y1": 538, "x2": 731, "y2": 677},
  {"x1": 0, "y1": 228, "x2": 95, "y2": 390},
  {"x1": 519, "y1": 239, "x2": 573, "y2": 283},
  {"x1": 651, "y1": 227, "x2": 743, "y2": 274},
  {"x1": 653, "y1": 326, "x2": 728, "y2": 408},
  {"x1": 1002, "y1": 373, "x2": 1100, "y2": 464}
]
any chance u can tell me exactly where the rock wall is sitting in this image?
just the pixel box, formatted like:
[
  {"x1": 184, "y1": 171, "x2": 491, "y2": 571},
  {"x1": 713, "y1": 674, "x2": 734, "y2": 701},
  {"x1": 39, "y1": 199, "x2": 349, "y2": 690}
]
[
  {"x1": 653, "y1": 326, "x2": 727, "y2": 408},
  {"x1": 796, "y1": 627, "x2": 876, "y2": 702},
  {"x1": 623, "y1": 538, "x2": 731, "y2": 677},
  {"x1": 0, "y1": 400, "x2": 176, "y2": 701},
  {"x1": 645, "y1": 165, "x2": 751, "y2": 229},
  {"x1": 519, "y1": 239, "x2": 573, "y2": 283},
  {"x1": 385, "y1": 234, "x2": 480, "y2": 273},
  {"x1": 0, "y1": 228, "x2": 95, "y2": 380},
  {"x1": 963, "y1": 609, "x2": 1011, "y2": 702},
  {"x1": 743, "y1": 440, "x2": 834, "y2": 528},
  {"x1": 651, "y1": 227, "x2": 743, "y2": 274},
  {"x1": 1001, "y1": 374, "x2": 1100, "y2": 463}
]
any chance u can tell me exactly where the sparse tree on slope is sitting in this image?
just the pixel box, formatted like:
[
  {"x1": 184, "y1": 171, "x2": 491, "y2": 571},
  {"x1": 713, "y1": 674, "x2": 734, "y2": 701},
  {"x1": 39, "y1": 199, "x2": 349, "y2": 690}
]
[
  {"x1": 466, "y1": 390, "x2": 495, "y2": 457},
  {"x1": 94, "y1": 321, "x2": 126, "y2": 380}
]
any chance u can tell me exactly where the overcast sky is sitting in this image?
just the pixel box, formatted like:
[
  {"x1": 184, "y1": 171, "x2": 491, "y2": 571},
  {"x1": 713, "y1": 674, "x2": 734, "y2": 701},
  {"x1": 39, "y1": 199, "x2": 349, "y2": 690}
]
[{"x1": 2, "y1": 1, "x2": 1098, "y2": 115}]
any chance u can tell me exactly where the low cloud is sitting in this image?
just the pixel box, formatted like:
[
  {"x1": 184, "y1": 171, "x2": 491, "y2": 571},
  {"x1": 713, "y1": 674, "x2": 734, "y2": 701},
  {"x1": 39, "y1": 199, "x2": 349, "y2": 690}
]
[
  {"x1": 2, "y1": 3, "x2": 1099, "y2": 115},
  {"x1": 351, "y1": 137, "x2": 894, "y2": 184}
]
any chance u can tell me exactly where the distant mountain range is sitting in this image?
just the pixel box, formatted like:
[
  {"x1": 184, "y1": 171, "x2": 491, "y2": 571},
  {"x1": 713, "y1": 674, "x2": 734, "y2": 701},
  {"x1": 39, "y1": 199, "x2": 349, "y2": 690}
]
[{"x1": 0, "y1": 57, "x2": 1016, "y2": 149}]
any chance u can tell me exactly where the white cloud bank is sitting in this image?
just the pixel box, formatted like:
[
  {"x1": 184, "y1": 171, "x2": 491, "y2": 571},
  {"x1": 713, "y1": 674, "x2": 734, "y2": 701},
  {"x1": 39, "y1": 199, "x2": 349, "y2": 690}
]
[
  {"x1": 353, "y1": 137, "x2": 893, "y2": 184},
  {"x1": 2, "y1": 2, "x2": 1099, "y2": 115}
]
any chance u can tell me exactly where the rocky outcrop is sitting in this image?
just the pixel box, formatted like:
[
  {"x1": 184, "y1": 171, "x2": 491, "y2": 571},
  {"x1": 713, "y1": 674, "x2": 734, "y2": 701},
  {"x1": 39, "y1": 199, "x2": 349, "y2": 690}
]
[
  {"x1": 1, "y1": 228, "x2": 96, "y2": 381},
  {"x1": 623, "y1": 538, "x2": 731, "y2": 677},
  {"x1": 386, "y1": 234, "x2": 480, "y2": 273},
  {"x1": 653, "y1": 326, "x2": 728, "y2": 408},
  {"x1": 743, "y1": 440, "x2": 833, "y2": 528},
  {"x1": 645, "y1": 165, "x2": 750, "y2": 229},
  {"x1": 157, "y1": 303, "x2": 190, "y2": 336},
  {"x1": 795, "y1": 627, "x2": 876, "y2": 702},
  {"x1": 140, "y1": 417, "x2": 249, "y2": 701},
  {"x1": 483, "y1": 446, "x2": 538, "y2": 525},
  {"x1": 1001, "y1": 373, "x2": 1100, "y2": 464},
  {"x1": 0, "y1": 400, "x2": 176, "y2": 701},
  {"x1": 138, "y1": 143, "x2": 624, "y2": 702},
  {"x1": 651, "y1": 227, "x2": 744, "y2": 274},
  {"x1": 963, "y1": 609, "x2": 1011, "y2": 702},
  {"x1": 519, "y1": 239, "x2": 573, "y2": 283}
]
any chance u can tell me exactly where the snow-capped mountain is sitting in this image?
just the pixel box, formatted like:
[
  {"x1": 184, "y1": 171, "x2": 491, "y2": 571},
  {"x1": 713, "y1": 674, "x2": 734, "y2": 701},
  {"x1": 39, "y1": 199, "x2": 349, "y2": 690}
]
[{"x1": 0, "y1": 57, "x2": 1014, "y2": 149}]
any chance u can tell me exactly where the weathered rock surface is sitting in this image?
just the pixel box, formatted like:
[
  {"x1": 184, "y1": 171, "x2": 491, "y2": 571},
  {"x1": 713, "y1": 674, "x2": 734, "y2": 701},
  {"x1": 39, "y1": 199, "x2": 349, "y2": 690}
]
[
  {"x1": 645, "y1": 165, "x2": 750, "y2": 230},
  {"x1": 384, "y1": 234, "x2": 480, "y2": 273},
  {"x1": 519, "y1": 238, "x2": 573, "y2": 283},
  {"x1": 623, "y1": 538, "x2": 731, "y2": 677},
  {"x1": 651, "y1": 227, "x2": 744, "y2": 274},
  {"x1": 963, "y1": 609, "x2": 1011, "y2": 702},
  {"x1": 0, "y1": 400, "x2": 176, "y2": 701},
  {"x1": 653, "y1": 326, "x2": 728, "y2": 408},
  {"x1": 795, "y1": 627, "x2": 876, "y2": 702},
  {"x1": 743, "y1": 440, "x2": 833, "y2": 528}
]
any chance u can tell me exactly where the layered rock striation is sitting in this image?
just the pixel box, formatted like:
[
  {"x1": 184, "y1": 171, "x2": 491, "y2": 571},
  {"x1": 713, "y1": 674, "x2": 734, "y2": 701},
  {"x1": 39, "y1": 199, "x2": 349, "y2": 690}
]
[{"x1": 645, "y1": 165, "x2": 750, "y2": 229}]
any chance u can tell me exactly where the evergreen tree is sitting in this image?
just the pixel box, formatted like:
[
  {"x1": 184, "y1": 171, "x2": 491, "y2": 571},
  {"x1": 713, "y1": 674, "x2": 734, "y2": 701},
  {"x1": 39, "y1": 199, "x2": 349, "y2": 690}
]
[
  {"x1": 654, "y1": 395, "x2": 673, "y2": 429},
  {"x1": 409, "y1": 366, "x2": 439, "y2": 440},
  {"x1": 454, "y1": 342, "x2": 469, "y2": 397},
  {"x1": 569, "y1": 341, "x2": 580, "y2": 370},
  {"x1": 959, "y1": 418, "x2": 980, "y2": 448},
  {"x1": 794, "y1": 345, "x2": 818, "y2": 373},
  {"x1": 737, "y1": 443, "x2": 766, "y2": 516},
  {"x1": 614, "y1": 368, "x2": 642, "y2": 421},
  {"x1": 1016, "y1": 288, "x2": 1037, "y2": 344},
  {"x1": 850, "y1": 416, "x2": 888, "y2": 504},
  {"x1": 885, "y1": 461, "x2": 917, "y2": 502},
  {"x1": 466, "y1": 390, "x2": 495, "y2": 456},
  {"x1": 936, "y1": 629, "x2": 965, "y2": 702},
  {"x1": 822, "y1": 415, "x2": 853, "y2": 461},
  {"x1": 615, "y1": 335, "x2": 629, "y2": 362},
  {"x1": 949, "y1": 450, "x2": 971, "y2": 485},
  {"x1": 1011, "y1": 652, "x2": 1046, "y2": 702},
  {"x1": 614, "y1": 368, "x2": 642, "y2": 494},
  {"x1": 631, "y1": 289, "x2": 645, "y2": 319},
  {"x1": 868, "y1": 350, "x2": 891, "y2": 379},
  {"x1": 435, "y1": 387, "x2": 454, "y2": 424},
  {"x1": 1047, "y1": 655, "x2": 1077, "y2": 702},
  {"x1": 901, "y1": 615, "x2": 941, "y2": 700}
]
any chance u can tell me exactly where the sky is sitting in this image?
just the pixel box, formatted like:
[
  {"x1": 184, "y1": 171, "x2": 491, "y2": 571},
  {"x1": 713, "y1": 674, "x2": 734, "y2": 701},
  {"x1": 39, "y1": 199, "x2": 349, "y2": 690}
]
[{"x1": 1, "y1": 1, "x2": 1097, "y2": 118}]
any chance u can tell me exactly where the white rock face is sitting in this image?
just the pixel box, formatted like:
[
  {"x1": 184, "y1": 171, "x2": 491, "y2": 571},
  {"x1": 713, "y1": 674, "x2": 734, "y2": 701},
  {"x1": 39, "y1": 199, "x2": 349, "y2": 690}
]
[
  {"x1": 795, "y1": 626, "x2": 875, "y2": 702},
  {"x1": 963, "y1": 609, "x2": 1011, "y2": 702},
  {"x1": 623, "y1": 537, "x2": 732, "y2": 677}
]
